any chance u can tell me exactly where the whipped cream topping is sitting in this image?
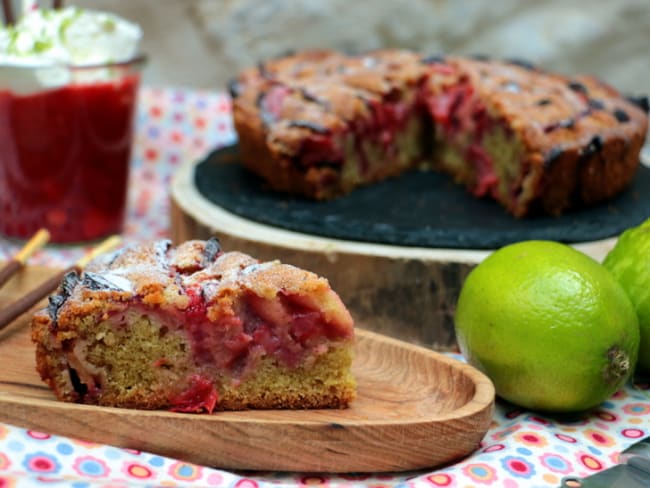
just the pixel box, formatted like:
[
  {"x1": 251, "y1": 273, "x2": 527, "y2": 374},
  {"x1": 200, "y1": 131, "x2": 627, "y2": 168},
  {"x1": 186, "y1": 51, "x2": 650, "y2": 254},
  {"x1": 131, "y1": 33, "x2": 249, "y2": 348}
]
[
  {"x1": 0, "y1": 7, "x2": 142, "y2": 91},
  {"x1": 0, "y1": 7, "x2": 142, "y2": 67}
]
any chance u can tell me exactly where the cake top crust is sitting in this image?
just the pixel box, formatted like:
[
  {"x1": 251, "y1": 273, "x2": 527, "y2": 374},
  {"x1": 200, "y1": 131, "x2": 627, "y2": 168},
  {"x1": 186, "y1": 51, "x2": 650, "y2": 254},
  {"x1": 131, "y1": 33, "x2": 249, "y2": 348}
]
[
  {"x1": 443, "y1": 57, "x2": 648, "y2": 162},
  {"x1": 33, "y1": 239, "x2": 354, "y2": 338},
  {"x1": 232, "y1": 49, "x2": 648, "y2": 164}
]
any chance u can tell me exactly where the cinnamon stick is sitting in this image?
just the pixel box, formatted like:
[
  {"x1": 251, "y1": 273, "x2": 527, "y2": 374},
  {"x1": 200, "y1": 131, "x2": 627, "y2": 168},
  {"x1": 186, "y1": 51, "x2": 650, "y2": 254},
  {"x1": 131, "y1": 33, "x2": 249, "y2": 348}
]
[
  {"x1": 0, "y1": 261, "x2": 21, "y2": 289},
  {"x1": 0, "y1": 266, "x2": 78, "y2": 330},
  {"x1": 2, "y1": 0, "x2": 15, "y2": 25},
  {"x1": 0, "y1": 235, "x2": 122, "y2": 332},
  {"x1": 0, "y1": 229, "x2": 50, "y2": 288}
]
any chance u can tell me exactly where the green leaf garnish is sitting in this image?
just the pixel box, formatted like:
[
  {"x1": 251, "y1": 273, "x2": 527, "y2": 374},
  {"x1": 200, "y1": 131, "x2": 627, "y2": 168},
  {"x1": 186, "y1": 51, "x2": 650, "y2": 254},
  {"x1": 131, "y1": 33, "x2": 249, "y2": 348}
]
[
  {"x1": 33, "y1": 39, "x2": 53, "y2": 53},
  {"x1": 103, "y1": 18, "x2": 116, "y2": 33}
]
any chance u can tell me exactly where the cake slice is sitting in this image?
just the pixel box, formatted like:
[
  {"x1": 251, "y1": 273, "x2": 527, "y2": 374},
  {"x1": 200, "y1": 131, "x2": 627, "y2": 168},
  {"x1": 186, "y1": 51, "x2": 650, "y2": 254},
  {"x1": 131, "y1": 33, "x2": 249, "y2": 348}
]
[{"x1": 31, "y1": 238, "x2": 356, "y2": 412}]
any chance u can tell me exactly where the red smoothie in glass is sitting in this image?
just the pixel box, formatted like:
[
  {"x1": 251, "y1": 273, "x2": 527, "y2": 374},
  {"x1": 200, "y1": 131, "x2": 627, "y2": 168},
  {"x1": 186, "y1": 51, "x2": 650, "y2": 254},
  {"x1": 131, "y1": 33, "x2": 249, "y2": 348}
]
[{"x1": 0, "y1": 65, "x2": 141, "y2": 243}]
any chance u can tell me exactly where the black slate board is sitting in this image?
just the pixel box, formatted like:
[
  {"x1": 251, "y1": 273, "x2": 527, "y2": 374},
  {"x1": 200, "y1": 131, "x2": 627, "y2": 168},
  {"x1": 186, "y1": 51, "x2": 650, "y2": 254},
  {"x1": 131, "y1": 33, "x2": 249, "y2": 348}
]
[{"x1": 194, "y1": 144, "x2": 650, "y2": 250}]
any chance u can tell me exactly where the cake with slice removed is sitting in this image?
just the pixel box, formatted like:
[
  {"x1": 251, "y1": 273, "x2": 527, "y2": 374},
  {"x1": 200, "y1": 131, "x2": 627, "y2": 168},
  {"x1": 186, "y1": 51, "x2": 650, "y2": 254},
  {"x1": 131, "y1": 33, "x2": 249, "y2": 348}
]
[
  {"x1": 230, "y1": 50, "x2": 649, "y2": 217},
  {"x1": 31, "y1": 238, "x2": 356, "y2": 412}
]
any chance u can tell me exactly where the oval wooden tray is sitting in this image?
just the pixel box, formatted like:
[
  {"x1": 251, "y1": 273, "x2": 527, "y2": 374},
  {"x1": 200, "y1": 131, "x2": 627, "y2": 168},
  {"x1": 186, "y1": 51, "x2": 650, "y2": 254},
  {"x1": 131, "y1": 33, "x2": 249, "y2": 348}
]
[{"x1": 0, "y1": 265, "x2": 494, "y2": 473}]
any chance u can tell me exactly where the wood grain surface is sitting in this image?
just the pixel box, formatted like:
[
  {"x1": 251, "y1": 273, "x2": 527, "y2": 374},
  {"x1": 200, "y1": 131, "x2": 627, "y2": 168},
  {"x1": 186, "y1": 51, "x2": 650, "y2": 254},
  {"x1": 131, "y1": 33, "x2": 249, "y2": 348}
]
[
  {"x1": 170, "y1": 157, "x2": 618, "y2": 351},
  {"x1": 0, "y1": 264, "x2": 495, "y2": 473}
]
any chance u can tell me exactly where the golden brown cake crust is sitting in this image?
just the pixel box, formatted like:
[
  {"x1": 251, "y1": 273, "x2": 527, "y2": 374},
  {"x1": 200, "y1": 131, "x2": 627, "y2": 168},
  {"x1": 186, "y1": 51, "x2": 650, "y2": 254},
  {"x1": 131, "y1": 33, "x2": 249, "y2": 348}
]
[
  {"x1": 231, "y1": 50, "x2": 648, "y2": 217},
  {"x1": 32, "y1": 239, "x2": 356, "y2": 412}
]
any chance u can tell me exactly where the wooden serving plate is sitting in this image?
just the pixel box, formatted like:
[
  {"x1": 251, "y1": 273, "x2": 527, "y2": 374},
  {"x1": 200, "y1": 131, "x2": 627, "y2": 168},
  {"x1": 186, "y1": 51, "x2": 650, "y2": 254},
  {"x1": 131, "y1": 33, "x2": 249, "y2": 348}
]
[{"x1": 0, "y1": 264, "x2": 494, "y2": 473}]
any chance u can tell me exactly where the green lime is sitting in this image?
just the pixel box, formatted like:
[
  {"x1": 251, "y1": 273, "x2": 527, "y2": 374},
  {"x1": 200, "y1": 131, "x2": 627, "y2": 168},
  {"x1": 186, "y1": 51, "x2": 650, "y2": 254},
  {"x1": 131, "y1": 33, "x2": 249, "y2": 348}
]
[
  {"x1": 603, "y1": 217, "x2": 650, "y2": 374},
  {"x1": 455, "y1": 240, "x2": 639, "y2": 412}
]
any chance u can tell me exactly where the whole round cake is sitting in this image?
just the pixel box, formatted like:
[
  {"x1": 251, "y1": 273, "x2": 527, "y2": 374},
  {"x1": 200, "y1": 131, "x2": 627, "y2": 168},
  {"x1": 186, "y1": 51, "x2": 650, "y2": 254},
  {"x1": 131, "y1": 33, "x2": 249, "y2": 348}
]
[{"x1": 230, "y1": 49, "x2": 649, "y2": 217}]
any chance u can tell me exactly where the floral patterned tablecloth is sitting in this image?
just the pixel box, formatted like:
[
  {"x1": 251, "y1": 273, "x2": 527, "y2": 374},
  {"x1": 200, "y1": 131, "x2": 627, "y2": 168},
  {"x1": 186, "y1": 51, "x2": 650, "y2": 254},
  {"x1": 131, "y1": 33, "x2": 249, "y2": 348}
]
[{"x1": 0, "y1": 87, "x2": 648, "y2": 488}]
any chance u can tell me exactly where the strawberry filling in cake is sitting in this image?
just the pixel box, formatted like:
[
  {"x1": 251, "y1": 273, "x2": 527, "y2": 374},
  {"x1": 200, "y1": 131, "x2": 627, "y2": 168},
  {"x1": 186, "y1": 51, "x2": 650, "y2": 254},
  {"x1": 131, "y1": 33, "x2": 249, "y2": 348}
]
[
  {"x1": 257, "y1": 84, "x2": 425, "y2": 197},
  {"x1": 32, "y1": 239, "x2": 356, "y2": 412},
  {"x1": 422, "y1": 72, "x2": 525, "y2": 209}
]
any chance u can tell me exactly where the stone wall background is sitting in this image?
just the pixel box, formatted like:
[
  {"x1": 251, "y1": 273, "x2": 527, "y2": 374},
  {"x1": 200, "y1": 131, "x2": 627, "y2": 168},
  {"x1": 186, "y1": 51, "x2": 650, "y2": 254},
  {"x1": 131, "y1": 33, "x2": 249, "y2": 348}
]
[{"x1": 75, "y1": 0, "x2": 650, "y2": 99}]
